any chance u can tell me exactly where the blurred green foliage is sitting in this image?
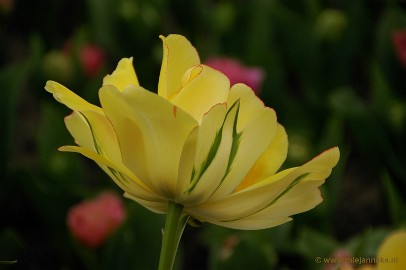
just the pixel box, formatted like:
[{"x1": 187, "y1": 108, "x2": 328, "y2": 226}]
[{"x1": 1, "y1": 0, "x2": 405, "y2": 269}]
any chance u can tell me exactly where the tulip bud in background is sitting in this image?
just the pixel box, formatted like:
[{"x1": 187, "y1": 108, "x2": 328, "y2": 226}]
[
  {"x1": 79, "y1": 44, "x2": 106, "y2": 78},
  {"x1": 387, "y1": 101, "x2": 405, "y2": 132},
  {"x1": 67, "y1": 191, "x2": 126, "y2": 248},
  {"x1": 392, "y1": 29, "x2": 406, "y2": 67},
  {"x1": 205, "y1": 57, "x2": 265, "y2": 94},
  {"x1": 42, "y1": 50, "x2": 74, "y2": 83},
  {"x1": 287, "y1": 134, "x2": 312, "y2": 164},
  {"x1": 314, "y1": 9, "x2": 348, "y2": 42}
]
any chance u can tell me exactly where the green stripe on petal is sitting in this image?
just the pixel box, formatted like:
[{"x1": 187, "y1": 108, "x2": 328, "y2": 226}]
[
  {"x1": 267, "y1": 173, "x2": 309, "y2": 207},
  {"x1": 185, "y1": 148, "x2": 339, "y2": 224},
  {"x1": 180, "y1": 101, "x2": 241, "y2": 205},
  {"x1": 176, "y1": 105, "x2": 226, "y2": 200},
  {"x1": 186, "y1": 101, "x2": 240, "y2": 194},
  {"x1": 64, "y1": 112, "x2": 95, "y2": 151},
  {"x1": 211, "y1": 181, "x2": 324, "y2": 230},
  {"x1": 209, "y1": 107, "x2": 277, "y2": 200},
  {"x1": 221, "y1": 172, "x2": 310, "y2": 223}
]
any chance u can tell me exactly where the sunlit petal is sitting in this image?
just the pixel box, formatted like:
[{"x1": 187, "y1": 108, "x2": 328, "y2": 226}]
[
  {"x1": 99, "y1": 84, "x2": 197, "y2": 197},
  {"x1": 158, "y1": 34, "x2": 200, "y2": 99},
  {"x1": 187, "y1": 147, "x2": 339, "y2": 223},
  {"x1": 177, "y1": 103, "x2": 230, "y2": 205},
  {"x1": 236, "y1": 124, "x2": 288, "y2": 191},
  {"x1": 170, "y1": 65, "x2": 229, "y2": 123},
  {"x1": 208, "y1": 106, "x2": 277, "y2": 201},
  {"x1": 65, "y1": 111, "x2": 122, "y2": 166},
  {"x1": 45, "y1": 81, "x2": 103, "y2": 113},
  {"x1": 226, "y1": 83, "x2": 266, "y2": 131},
  {"x1": 103, "y1": 57, "x2": 139, "y2": 91},
  {"x1": 124, "y1": 192, "x2": 168, "y2": 214},
  {"x1": 211, "y1": 216, "x2": 292, "y2": 230}
]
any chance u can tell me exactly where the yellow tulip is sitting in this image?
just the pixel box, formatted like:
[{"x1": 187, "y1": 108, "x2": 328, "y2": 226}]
[
  {"x1": 45, "y1": 34, "x2": 339, "y2": 230},
  {"x1": 376, "y1": 230, "x2": 406, "y2": 270}
]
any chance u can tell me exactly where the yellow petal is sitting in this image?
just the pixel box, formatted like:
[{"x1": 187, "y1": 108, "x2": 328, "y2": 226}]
[
  {"x1": 261, "y1": 181, "x2": 324, "y2": 218},
  {"x1": 176, "y1": 103, "x2": 230, "y2": 204},
  {"x1": 99, "y1": 84, "x2": 197, "y2": 198},
  {"x1": 377, "y1": 230, "x2": 406, "y2": 270},
  {"x1": 187, "y1": 171, "x2": 294, "y2": 224},
  {"x1": 170, "y1": 65, "x2": 229, "y2": 123},
  {"x1": 45, "y1": 81, "x2": 103, "y2": 113},
  {"x1": 124, "y1": 192, "x2": 168, "y2": 214},
  {"x1": 210, "y1": 216, "x2": 292, "y2": 230},
  {"x1": 158, "y1": 34, "x2": 200, "y2": 99},
  {"x1": 210, "y1": 183, "x2": 323, "y2": 229},
  {"x1": 65, "y1": 111, "x2": 122, "y2": 166},
  {"x1": 102, "y1": 57, "x2": 139, "y2": 91},
  {"x1": 59, "y1": 145, "x2": 158, "y2": 201},
  {"x1": 248, "y1": 147, "x2": 339, "y2": 190},
  {"x1": 206, "y1": 85, "x2": 281, "y2": 198},
  {"x1": 64, "y1": 112, "x2": 94, "y2": 150},
  {"x1": 236, "y1": 124, "x2": 288, "y2": 191},
  {"x1": 186, "y1": 147, "x2": 339, "y2": 226},
  {"x1": 220, "y1": 181, "x2": 324, "y2": 230},
  {"x1": 209, "y1": 107, "x2": 277, "y2": 201},
  {"x1": 227, "y1": 83, "x2": 266, "y2": 132}
]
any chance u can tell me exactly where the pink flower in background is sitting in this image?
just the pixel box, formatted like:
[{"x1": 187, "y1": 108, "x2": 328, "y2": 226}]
[
  {"x1": 67, "y1": 191, "x2": 126, "y2": 248},
  {"x1": 392, "y1": 29, "x2": 406, "y2": 67},
  {"x1": 0, "y1": 0, "x2": 13, "y2": 14},
  {"x1": 323, "y1": 249, "x2": 353, "y2": 270},
  {"x1": 205, "y1": 57, "x2": 265, "y2": 94},
  {"x1": 219, "y1": 234, "x2": 240, "y2": 261},
  {"x1": 79, "y1": 44, "x2": 106, "y2": 77}
]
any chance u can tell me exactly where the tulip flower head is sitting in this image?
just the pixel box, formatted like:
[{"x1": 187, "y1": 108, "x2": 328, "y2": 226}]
[
  {"x1": 376, "y1": 230, "x2": 406, "y2": 270},
  {"x1": 46, "y1": 34, "x2": 339, "y2": 268},
  {"x1": 67, "y1": 191, "x2": 126, "y2": 248}
]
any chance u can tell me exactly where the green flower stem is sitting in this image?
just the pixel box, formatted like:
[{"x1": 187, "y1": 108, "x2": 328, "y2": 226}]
[{"x1": 158, "y1": 201, "x2": 189, "y2": 270}]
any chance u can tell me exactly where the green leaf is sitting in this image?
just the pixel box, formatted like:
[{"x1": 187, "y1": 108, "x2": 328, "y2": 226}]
[
  {"x1": 381, "y1": 171, "x2": 406, "y2": 226},
  {"x1": 296, "y1": 226, "x2": 339, "y2": 259},
  {"x1": 0, "y1": 228, "x2": 24, "y2": 263},
  {"x1": 345, "y1": 228, "x2": 390, "y2": 258}
]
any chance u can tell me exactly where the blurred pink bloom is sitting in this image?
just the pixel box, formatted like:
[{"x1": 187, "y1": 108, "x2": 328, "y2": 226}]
[
  {"x1": 219, "y1": 234, "x2": 240, "y2": 261},
  {"x1": 79, "y1": 44, "x2": 106, "y2": 77},
  {"x1": 67, "y1": 191, "x2": 126, "y2": 248},
  {"x1": 392, "y1": 29, "x2": 406, "y2": 67},
  {"x1": 323, "y1": 249, "x2": 354, "y2": 270},
  {"x1": 0, "y1": 0, "x2": 13, "y2": 14},
  {"x1": 205, "y1": 57, "x2": 265, "y2": 94}
]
